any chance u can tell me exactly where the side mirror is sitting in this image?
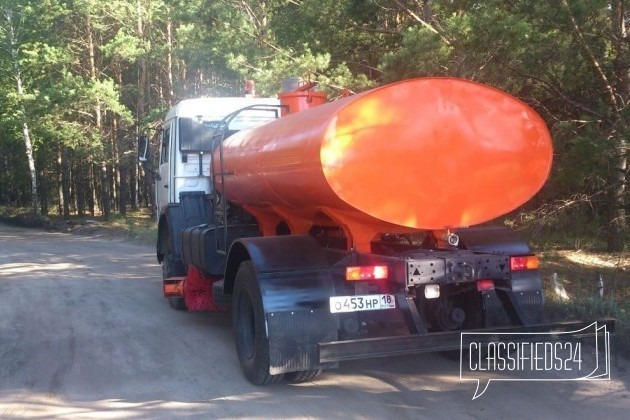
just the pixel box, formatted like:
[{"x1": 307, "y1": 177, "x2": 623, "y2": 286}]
[
  {"x1": 138, "y1": 135, "x2": 149, "y2": 162},
  {"x1": 137, "y1": 134, "x2": 158, "y2": 180}
]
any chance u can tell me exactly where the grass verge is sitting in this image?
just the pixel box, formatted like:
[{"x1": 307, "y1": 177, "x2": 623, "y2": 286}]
[
  {"x1": 0, "y1": 206, "x2": 157, "y2": 246},
  {"x1": 539, "y1": 250, "x2": 630, "y2": 358}
]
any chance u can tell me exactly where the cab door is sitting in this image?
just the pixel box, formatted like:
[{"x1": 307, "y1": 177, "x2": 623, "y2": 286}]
[{"x1": 156, "y1": 122, "x2": 173, "y2": 215}]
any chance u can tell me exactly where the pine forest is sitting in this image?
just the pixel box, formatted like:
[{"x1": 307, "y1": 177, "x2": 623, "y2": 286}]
[{"x1": 0, "y1": 1, "x2": 627, "y2": 250}]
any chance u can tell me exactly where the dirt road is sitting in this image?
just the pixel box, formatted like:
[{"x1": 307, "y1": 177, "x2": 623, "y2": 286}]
[{"x1": 1, "y1": 222, "x2": 628, "y2": 418}]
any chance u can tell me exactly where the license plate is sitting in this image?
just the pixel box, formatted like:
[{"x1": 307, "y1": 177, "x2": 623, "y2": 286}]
[{"x1": 329, "y1": 294, "x2": 396, "y2": 313}]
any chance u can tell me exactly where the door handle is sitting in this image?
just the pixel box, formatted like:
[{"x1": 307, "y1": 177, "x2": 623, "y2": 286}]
[{"x1": 164, "y1": 185, "x2": 168, "y2": 188}]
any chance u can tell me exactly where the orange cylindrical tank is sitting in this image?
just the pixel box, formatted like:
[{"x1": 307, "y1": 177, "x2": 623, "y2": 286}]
[
  {"x1": 278, "y1": 90, "x2": 328, "y2": 115},
  {"x1": 278, "y1": 81, "x2": 328, "y2": 115},
  {"x1": 214, "y1": 78, "x2": 553, "y2": 251}
]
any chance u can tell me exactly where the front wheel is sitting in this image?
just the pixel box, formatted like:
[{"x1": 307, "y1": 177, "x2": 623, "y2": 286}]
[
  {"x1": 167, "y1": 296, "x2": 187, "y2": 311},
  {"x1": 163, "y1": 244, "x2": 187, "y2": 311},
  {"x1": 233, "y1": 261, "x2": 284, "y2": 385}
]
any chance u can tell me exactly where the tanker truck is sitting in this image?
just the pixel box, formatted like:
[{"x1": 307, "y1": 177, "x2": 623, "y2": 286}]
[{"x1": 139, "y1": 78, "x2": 611, "y2": 385}]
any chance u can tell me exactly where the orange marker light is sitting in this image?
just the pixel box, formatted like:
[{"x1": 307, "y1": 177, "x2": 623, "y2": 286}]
[
  {"x1": 510, "y1": 256, "x2": 540, "y2": 271},
  {"x1": 346, "y1": 265, "x2": 389, "y2": 281}
]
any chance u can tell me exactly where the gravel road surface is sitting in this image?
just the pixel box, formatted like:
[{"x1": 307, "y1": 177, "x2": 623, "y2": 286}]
[{"x1": 1, "y1": 222, "x2": 629, "y2": 418}]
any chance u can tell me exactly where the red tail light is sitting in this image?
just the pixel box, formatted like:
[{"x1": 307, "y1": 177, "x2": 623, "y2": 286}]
[
  {"x1": 346, "y1": 265, "x2": 388, "y2": 281},
  {"x1": 476, "y1": 279, "x2": 495, "y2": 292},
  {"x1": 510, "y1": 256, "x2": 539, "y2": 271}
]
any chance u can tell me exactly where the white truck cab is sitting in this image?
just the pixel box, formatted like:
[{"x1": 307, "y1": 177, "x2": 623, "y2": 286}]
[{"x1": 156, "y1": 97, "x2": 280, "y2": 216}]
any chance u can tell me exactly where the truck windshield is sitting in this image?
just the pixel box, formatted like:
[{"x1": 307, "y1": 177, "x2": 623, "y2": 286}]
[{"x1": 179, "y1": 108, "x2": 278, "y2": 152}]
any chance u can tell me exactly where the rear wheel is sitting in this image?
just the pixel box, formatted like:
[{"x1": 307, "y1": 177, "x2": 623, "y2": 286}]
[
  {"x1": 233, "y1": 261, "x2": 284, "y2": 385},
  {"x1": 437, "y1": 291, "x2": 486, "y2": 360}
]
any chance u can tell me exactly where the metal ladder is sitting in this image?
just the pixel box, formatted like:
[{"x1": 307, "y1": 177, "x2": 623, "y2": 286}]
[{"x1": 210, "y1": 105, "x2": 283, "y2": 254}]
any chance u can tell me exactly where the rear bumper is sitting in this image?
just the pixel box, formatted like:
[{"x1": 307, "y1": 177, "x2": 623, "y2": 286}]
[{"x1": 318, "y1": 319, "x2": 615, "y2": 363}]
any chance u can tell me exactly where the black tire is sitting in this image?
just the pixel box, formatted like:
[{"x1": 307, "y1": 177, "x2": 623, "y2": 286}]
[
  {"x1": 167, "y1": 296, "x2": 187, "y2": 310},
  {"x1": 233, "y1": 261, "x2": 284, "y2": 385},
  {"x1": 284, "y1": 369, "x2": 322, "y2": 383},
  {"x1": 440, "y1": 292, "x2": 485, "y2": 360},
  {"x1": 162, "y1": 236, "x2": 187, "y2": 311}
]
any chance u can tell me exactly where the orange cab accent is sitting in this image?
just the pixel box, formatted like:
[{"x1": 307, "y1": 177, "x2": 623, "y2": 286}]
[{"x1": 163, "y1": 279, "x2": 185, "y2": 297}]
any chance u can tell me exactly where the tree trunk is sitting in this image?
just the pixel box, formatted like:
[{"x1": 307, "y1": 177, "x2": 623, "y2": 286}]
[
  {"x1": 136, "y1": 0, "x2": 149, "y2": 213},
  {"x1": 89, "y1": 160, "x2": 96, "y2": 216},
  {"x1": 59, "y1": 145, "x2": 71, "y2": 219},
  {"x1": 607, "y1": 0, "x2": 629, "y2": 251},
  {"x1": 137, "y1": 0, "x2": 147, "y2": 124},
  {"x1": 112, "y1": 125, "x2": 120, "y2": 214},
  {"x1": 86, "y1": 11, "x2": 109, "y2": 218},
  {"x1": 119, "y1": 163, "x2": 128, "y2": 217},
  {"x1": 76, "y1": 158, "x2": 86, "y2": 217},
  {"x1": 166, "y1": 9, "x2": 174, "y2": 107},
  {"x1": 21, "y1": 121, "x2": 39, "y2": 215},
  {"x1": 57, "y1": 146, "x2": 64, "y2": 216},
  {"x1": 606, "y1": 135, "x2": 627, "y2": 251},
  {"x1": 38, "y1": 166, "x2": 48, "y2": 215},
  {"x1": 101, "y1": 163, "x2": 110, "y2": 218},
  {"x1": 4, "y1": 9, "x2": 39, "y2": 215}
]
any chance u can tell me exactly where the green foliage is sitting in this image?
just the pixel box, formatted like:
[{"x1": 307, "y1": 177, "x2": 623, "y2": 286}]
[
  {"x1": 101, "y1": 29, "x2": 146, "y2": 63},
  {"x1": 271, "y1": 0, "x2": 390, "y2": 79},
  {"x1": 546, "y1": 293, "x2": 619, "y2": 323},
  {"x1": 228, "y1": 45, "x2": 331, "y2": 95},
  {"x1": 88, "y1": 79, "x2": 133, "y2": 123},
  {"x1": 380, "y1": 26, "x2": 452, "y2": 81},
  {"x1": 0, "y1": 0, "x2": 627, "y2": 246}
]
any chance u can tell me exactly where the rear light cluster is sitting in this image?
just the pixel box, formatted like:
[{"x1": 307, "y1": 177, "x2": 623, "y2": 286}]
[
  {"x1": 346, "y1": 265, "x2": 388, "y2": 281},
  {"x1": 476, "y1": 279, "x2": 495, "y2": 292},
  {"x1": 510, "y1": 255, "x2": 540, "y2": 271}
]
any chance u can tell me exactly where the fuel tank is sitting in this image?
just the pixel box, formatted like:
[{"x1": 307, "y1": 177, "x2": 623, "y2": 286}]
[{"x1": 214, "y1": 78, "x2": 553, "y2": 251}]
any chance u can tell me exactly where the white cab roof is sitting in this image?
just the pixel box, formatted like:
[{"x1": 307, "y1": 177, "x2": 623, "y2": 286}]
[{"x1": 165, "y1": 97, "x2": 280, "y2": 121}]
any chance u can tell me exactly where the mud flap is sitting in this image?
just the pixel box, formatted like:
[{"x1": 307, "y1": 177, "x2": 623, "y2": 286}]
[
  {"x1": 266, "y1": 307, "x2": 338, "y2": 375},
  {"x1": 259, "y1": 268, "x2": 340, "y2": 374},
  {"x1": 232, "y1": 236, "x2": 340, "y2": 374}
]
